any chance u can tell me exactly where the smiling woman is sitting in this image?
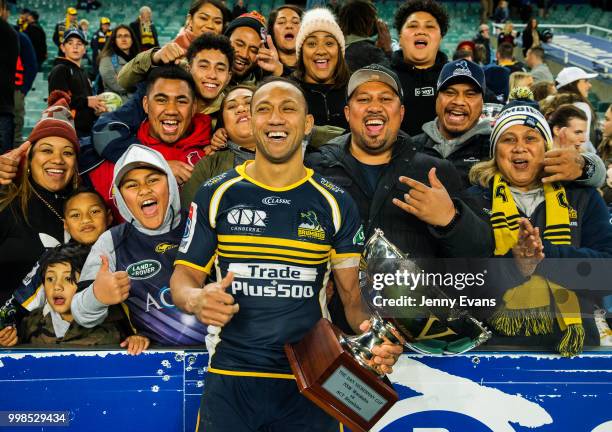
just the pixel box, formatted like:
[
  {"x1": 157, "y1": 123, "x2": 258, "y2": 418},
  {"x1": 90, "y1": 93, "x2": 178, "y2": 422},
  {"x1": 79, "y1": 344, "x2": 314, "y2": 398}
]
[
  {"x1": 468, "y1": 102, "x2": 612, "y2": 356},
  {"x1": 292, "y1": 8, "x2": 350, "y2": 130},
  {"x1": 0, "y1": 91, "x2": 80, "y2": 302}
]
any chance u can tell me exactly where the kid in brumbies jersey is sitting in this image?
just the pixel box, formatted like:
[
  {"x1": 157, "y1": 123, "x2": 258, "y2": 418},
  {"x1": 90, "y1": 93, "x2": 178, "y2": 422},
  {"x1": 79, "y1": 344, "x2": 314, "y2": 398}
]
[
  {"x1": 71, "y1": 144, "x2": 208, "y2": 346},
  {"x1": 171, "y1": 77, "x2": 403, "y2": 432}
]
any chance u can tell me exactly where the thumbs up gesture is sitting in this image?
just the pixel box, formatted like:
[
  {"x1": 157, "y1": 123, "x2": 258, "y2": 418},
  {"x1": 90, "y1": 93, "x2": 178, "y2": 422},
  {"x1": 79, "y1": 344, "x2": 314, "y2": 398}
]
[
  {"x1": 0, "y1": 141, "x2": 30, "y2": 185},
  {"x1": 393, "y1": 167, "x2": 456, "y2": 227},
  {"x1": 188, "y1": 272, "x2": 239, "y2": 327},
  {"x1": 93, "y1": 255, "x2": 131, "y2": 305}
]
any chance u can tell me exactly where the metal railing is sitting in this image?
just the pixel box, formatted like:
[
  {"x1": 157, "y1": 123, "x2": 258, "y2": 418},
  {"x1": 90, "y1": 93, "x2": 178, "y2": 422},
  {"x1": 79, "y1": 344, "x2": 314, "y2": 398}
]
[{"x1": 492, "y1": 23, "x2": 612, "y2": 75}]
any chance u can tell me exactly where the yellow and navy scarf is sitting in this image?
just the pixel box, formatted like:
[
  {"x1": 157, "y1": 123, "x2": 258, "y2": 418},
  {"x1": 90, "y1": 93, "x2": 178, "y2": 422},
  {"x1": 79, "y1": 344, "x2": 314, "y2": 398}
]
[
  {"x1": 140, "y1": 20, "x2": 155, "y2": 47},
  {"x1": 489, "y1": 174, "x2": 584, "y2": 356}
]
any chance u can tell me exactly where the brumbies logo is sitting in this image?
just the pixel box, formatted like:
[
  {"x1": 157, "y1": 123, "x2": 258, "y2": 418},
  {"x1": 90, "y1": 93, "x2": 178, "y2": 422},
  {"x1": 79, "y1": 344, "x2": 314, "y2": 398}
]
[
  {"x1": 155, "y1": 242, "x2": 178, "y2": 254},
  {"x1": 452, "y1": 60, "x2": 472, "y2": 78},
  {"x1": 127, "y1": 259, "x2": 162, "y2": 280},
  {"x1": 353, "y1": 225, "x2": 365, "y2": 246},
  {"x1": 298, "y1": 211, "x2": 325, "y2": 240}
]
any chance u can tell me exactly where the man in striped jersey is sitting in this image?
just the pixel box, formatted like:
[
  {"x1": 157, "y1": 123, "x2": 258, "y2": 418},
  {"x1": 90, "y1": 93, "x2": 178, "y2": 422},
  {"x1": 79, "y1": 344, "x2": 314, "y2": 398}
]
[{"x1": 170, "y1": 77, "x2": 402, "y2": 432}]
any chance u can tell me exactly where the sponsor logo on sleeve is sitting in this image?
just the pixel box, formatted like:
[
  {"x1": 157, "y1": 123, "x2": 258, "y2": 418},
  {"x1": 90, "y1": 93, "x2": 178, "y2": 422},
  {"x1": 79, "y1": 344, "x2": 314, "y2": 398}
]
[
  {"x1": 352, "y1": 225, "x2": 365, "y2": 246},
  {"x1": 320, "y1": 177, "x2": 344, "y2": 194},
  {"x1": 203, "y1": 172, "x2": 228, "y2": 187},
  {"x1": 179, "y1": 202, "x2": 197, "y2": 253}
]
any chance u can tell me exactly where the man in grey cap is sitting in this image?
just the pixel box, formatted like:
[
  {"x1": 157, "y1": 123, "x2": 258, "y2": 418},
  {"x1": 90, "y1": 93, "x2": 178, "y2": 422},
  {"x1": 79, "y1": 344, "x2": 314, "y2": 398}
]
[
  {"x1": 412, "y1": 59, "x2": 605, "y2": 189},
  {"x1": 306, "y1": 63, "x2": 491, "y2": 259}
]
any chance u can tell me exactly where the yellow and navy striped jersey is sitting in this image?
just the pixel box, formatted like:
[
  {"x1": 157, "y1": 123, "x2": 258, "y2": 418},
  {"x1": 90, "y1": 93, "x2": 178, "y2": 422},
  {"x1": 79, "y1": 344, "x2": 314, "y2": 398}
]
[{"x1": 175, "y1": 161, "x2": 364, "y2": 374}]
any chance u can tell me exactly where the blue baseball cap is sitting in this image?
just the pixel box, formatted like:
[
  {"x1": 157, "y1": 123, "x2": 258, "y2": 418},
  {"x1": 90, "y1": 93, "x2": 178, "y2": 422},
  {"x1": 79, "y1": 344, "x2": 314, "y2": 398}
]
[
  {"x1": 437, "y1": 59, "x2": 486, "y2": 93},
  {"x1": 62, "y1": 28, "x2": 88, "y2": 45}
]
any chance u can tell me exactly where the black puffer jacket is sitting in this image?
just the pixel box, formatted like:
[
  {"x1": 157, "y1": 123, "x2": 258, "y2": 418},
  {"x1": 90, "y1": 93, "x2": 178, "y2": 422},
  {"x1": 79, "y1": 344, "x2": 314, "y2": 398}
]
[
  {"x1": 390, "y1": 50, "x2": 448, "y2": 137},
  {"x1": 305, "y1": 132, "x2": 493, "y2": 258},
  {"x1": 48, "y1": 57, "x2": 96, "y2": 137},
  {"x1": 298, "y1": 80, "x2": 348, "y2": 130}
]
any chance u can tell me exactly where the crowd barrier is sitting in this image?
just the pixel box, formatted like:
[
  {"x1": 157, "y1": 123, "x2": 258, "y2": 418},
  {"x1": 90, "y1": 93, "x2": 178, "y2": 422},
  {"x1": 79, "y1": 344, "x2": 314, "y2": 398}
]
[{"x1": 0, "y1": 348, "x2": 610, "y2": 431}]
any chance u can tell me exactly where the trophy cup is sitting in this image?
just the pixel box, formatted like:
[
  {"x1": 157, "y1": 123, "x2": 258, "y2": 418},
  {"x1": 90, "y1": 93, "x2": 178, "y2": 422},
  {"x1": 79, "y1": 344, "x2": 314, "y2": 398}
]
[{"x1": 285, "y1": 229, "x2": 491, "y2": 432}]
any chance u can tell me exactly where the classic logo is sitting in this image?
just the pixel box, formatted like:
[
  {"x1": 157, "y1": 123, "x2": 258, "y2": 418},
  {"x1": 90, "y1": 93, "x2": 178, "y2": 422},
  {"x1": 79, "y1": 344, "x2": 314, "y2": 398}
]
[
  {"x1": 227, "y1": 208, "x2": 267, "y2": 233},
  {"x1": 262, "y1": 196, "x2": 291, "y2": 206},
  {"x1": 155, "y1": 242, "x2": 178, "y2": 254},
  {"x1": 415, "y1": 87, "x2": 434, "y2": 97},
  {"x1": 298, "y1": 210, "x2": 325, "y2": 240},
  {"x1": 126, "y1": 259, "x2": 162, "y2": 280},
  {"x1": 353, "y1": 225, "x2": 365, "y2": 246}
]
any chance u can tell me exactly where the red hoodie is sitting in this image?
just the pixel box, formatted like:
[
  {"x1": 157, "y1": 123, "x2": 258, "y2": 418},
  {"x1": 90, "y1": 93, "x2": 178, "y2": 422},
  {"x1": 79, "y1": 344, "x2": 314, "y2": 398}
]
[{"x1": 88, "y1": 113, "x2": 211, "y2": 218}]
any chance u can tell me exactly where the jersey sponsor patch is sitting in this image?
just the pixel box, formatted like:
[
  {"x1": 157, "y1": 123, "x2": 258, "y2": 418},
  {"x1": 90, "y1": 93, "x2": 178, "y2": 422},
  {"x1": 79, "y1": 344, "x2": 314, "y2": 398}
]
[
  {"x1": 203, "y1": 172, "x2": 228, "y2": 187},
  {"x1": 126, "y1": 259, "x2": 162, "y2": 280},
  {"x1": 297, "y1": 210, "x2": 325, "y2": 240},
  {"x1": 179, "y1": 202, "x2": 197, "y2": 253},
  {"x1": 227, "y1": 208, "x2": 267, "y2": 233},
  {"x1": 155, "y1": 242, "x2": 178, "y2": 254},
  {"x1": 262, "y1": 196, "x2": 291, "y2": 206},
  {"x1": 228, "y1": 263, "x2": 318, "y2": 299},
  {"x1": 228, "y1": 262, "x2": 318, "y2": 281}
]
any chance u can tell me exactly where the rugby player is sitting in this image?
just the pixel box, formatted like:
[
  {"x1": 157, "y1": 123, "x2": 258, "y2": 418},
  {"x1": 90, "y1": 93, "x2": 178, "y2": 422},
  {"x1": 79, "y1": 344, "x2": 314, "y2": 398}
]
[{"x1": 170, "y1": 77, "x2": 402, "y2": 431}]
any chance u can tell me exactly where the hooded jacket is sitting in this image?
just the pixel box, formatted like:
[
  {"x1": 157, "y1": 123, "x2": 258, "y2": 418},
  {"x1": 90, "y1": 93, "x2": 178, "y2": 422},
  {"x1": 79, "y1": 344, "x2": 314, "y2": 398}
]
[
  {"x1": 72, "y1": 145, "x2": 208, "y2": 346},
  {"x1": 390, "y1": 50, "x2": 448, "y2": 136},
  {"x1": 48, "y1": 57, "x2": 96, "y2": 137},
  {"x1": 413, "y1": 118, "x2": 493, "y2": 189}
]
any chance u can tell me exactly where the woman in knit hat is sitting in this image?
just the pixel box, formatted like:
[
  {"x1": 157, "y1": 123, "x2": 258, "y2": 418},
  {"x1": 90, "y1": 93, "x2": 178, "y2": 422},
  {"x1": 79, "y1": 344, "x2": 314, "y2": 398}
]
[
  {"x1": 0, "y1": 91, "x2": 80, "y2": 302},
  {"x1": 468, "y1": 102, "x2": 612, "y2": 355},
  {"x1": 292, "y1": 7, "x2": 350, "y2": 130}
]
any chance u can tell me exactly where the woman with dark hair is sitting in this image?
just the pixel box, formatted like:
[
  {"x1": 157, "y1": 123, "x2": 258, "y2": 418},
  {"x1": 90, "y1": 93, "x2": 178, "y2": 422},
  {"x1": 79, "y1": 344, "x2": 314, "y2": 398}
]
[
  {"x1": 292, "y1": 8, "x2": 350, "y2": 130},
  {"x1": 555, "y1": 66, "x2": 599, "y2": 152},
  {"x1": 338, "y1": 0, "x2": 392, "y2": 71},
  {"x1": 267, "y1": 4, "x2": 302, "y2": 69},
  {"x1": 521, "y1": 18, "x2": 543, "y2": 56},
  {"x1": 118, "y1": 0, "x2": 231, "y2": 90},
  {"x1": 0, "y1": 92, "x2": 79, "y2": 301},
  {"x1": 98, "y1": 25, "x2": 139, "y2": 101}
]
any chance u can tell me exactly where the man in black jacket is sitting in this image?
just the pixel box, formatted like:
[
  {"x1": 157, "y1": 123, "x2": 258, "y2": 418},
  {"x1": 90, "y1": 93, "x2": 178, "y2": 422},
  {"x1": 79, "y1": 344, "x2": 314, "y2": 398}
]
[
  {"x1": 306, "y1": 64, "x2": 492, "y2": 258},
  {"x1": 23, "y1": 10, "x2": 47, "y2": 70},
  {"x1": 390, "y1": 0, "x2": 449, "y2": 136},
  {"x1": 413, "y1": 59, "x2": 606, "y2": 189},
  {"x1": 412, "y1": 59, "x2": 491, "y2": 188}
]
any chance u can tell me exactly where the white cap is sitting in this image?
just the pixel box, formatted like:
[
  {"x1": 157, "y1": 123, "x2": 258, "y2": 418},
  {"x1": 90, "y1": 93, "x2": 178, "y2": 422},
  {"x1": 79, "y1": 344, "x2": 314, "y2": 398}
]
[{"x1": 555, "y1": 66, "x2": 597, "y2": 89}]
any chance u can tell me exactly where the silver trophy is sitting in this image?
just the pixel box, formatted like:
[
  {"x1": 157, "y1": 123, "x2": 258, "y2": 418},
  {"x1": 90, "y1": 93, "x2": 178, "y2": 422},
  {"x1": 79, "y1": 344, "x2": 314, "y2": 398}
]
[{"x1": 345, "y1": 229, "x2": 491, "y2": 357}]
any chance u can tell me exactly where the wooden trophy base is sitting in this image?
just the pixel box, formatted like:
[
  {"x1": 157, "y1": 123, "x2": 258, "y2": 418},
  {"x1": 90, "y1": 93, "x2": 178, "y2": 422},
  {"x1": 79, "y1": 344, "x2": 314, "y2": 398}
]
[{"x1": 285, "y1": 318, "x2": 398, "y2": 432}]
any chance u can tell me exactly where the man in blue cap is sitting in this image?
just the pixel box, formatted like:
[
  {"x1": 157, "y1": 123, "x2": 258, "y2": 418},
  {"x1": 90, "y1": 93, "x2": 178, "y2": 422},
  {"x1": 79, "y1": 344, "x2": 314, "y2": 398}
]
[{"x1": 412, "y1": 59, "x2": 604, "y2": 189}]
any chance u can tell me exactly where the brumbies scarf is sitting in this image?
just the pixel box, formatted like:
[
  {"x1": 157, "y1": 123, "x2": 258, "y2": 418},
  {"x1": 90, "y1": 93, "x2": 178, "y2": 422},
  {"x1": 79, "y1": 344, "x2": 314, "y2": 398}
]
[{"x1": 490, "y1": 174, "x2": 584, "y2": 356}]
